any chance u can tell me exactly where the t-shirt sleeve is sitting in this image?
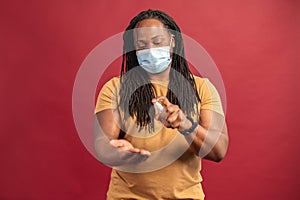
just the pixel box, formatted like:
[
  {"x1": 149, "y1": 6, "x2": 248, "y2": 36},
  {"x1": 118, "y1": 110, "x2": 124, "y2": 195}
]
[
  {"x1": 94, "y1": 77, "x2": 119, "y2": 114},
  {"x1": 198, "y1": 78, "x2": 224, "y2": 116}
]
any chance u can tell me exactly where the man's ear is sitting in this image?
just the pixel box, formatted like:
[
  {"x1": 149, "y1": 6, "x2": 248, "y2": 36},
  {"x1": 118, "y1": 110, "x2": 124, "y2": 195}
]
[{"x1": 171, "y1": 35, "x2": 175, "y2": 48}]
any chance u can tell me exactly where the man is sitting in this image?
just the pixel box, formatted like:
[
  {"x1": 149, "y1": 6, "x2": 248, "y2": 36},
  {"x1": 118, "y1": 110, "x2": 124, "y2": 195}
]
[{"x1": 94, "y1": 9, "x2": 228, "y2": 200}]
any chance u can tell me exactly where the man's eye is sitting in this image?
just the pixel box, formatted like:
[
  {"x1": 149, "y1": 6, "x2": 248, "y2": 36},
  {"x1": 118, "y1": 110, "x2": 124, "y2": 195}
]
[
  {"x1": 136, "y1": 41, "x2": 146, "y2": 48},
  {"x1": 136, "y1": 44, "x2": 146, "y2": 50}
]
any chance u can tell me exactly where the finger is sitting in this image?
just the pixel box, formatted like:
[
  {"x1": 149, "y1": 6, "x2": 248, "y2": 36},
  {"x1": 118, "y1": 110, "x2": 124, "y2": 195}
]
[
  {"x1": 165, "y1": 104, "x2": 180, "y2": 116},
  {"x1": 152, "y1": 97, "x2": 158, "y2": 104},
  {"x1": 140, "y1": 149, "x2": 151, "y2": 156},
  {"x1": 157, "y1": 112, "x2": 171, "y2": 127},
  {"x1": 166, "y1": 109, "x2": 181, "y2": 122},
  {"x1": 126, "y1": 148, "x2": 150, "y2": 156},
  {"x1": 117, "y1": 148, "x2": 151, "y2": 162},
  {"x1": 166, "y1": 110, "x2": 179, "y2": 123},
  {"x1": 169, "y1": 113, "x2": 181, "y2": 128},
  {"x1": 163, "y1": 105, "x2": 180, "y2": 122},
  {"x1": 170, "y1": 109, "x2": 186, "y2": 128},
  {"x1": 152, "y1": 96, "x2": 165, "y2": 103},
  {"x1": 120, "y1": 146, "x2": 140, "y2": 153},
  {"x1": 153, "y1": 96, "x2": 172, "y2": 107}
]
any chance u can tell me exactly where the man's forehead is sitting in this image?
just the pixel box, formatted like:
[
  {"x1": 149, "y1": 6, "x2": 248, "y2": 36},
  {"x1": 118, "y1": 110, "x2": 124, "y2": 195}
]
[{"x1": 133, "y1": 27, "x2": 169, "y2": 39}]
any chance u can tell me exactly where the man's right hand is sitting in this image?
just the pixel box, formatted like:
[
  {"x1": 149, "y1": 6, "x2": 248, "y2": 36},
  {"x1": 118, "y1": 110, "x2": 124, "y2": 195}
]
[
  {"x1": 109, "y1": 139, "x2": 151, "y2": 156},
  {"x1": 107, "y1": 139, "x2": 151, "y2": 165},
  {"x1": 95, "y1": 110, "x2": 151, "y2": 166}
]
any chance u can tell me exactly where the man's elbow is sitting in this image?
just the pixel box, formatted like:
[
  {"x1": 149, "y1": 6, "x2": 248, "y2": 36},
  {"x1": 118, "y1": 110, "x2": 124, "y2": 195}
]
[
  {"x1": 213, "y1": 137, "x2": 229, "y2": 162},
  {"x1": 203, "y1": 133, "x2": 228, "y2": 162},
  {"x1": 213, "y1": 150, "x2": 227, "y2": 162}
]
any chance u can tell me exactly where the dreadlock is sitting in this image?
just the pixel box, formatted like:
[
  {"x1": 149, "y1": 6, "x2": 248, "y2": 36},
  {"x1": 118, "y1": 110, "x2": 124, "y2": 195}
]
[{"x1": 119, "y1": 9, "x2": 200, "y2": 131}]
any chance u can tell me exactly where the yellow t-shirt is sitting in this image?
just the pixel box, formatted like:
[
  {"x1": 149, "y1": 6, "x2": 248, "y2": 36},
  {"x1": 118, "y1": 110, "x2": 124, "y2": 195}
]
[{"x1": 95, "y1": 75, "x2": 224, "y2": 200}]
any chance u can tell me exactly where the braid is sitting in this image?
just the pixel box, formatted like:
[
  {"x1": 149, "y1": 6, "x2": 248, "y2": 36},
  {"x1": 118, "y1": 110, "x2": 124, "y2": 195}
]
[{"x1": 119, "y1": 9, "x2": 200, "y2": 131}]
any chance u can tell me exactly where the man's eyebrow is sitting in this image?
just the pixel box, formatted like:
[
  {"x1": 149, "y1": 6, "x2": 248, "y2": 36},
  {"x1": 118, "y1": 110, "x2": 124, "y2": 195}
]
[
  {"x1": 136, "y1": 39, "x2": 145, "y2": 43},
  {"x1": 151, "y1": 35, "x2": 164, "y2": 40},
  {"x1": 136, "y1": 35, "x2": 164, "y2": 42}
]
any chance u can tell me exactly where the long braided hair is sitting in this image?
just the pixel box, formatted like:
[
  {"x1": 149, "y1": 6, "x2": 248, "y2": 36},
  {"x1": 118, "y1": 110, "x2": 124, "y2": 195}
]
[{"x1": 119, "y1": 9, "x2": 200, "y2": 131}]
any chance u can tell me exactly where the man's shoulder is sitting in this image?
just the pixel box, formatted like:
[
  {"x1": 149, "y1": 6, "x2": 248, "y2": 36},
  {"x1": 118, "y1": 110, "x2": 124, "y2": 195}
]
[
  {"x1": 192, "y1": 75, "x2": 207, "y2": 86},
  {"x1": 103, "y1": 76, "x2": 121, "y2": 87}
]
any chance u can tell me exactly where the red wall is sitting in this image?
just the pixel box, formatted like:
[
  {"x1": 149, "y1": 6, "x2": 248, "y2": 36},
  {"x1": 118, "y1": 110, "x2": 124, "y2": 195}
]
[{"x1": 1, "y1": 0, "x2": 299, "y2": 199}]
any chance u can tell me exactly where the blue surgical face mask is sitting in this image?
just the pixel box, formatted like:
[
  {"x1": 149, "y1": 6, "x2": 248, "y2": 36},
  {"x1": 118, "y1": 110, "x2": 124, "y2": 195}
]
[{"x1": 136, "y1": 40, "x2": 172, "y2": 74}]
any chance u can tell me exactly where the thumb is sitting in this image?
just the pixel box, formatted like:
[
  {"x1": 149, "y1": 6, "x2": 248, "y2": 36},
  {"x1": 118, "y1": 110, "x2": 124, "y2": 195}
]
[{"x1": 109, "y1": 139, "x2": 124, "y2": 148}]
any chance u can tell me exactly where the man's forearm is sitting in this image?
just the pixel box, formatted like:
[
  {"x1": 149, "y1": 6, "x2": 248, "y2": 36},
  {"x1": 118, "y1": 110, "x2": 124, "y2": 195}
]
[{"x1": 184, "y1": 124, "x2": 228, "y2": 162}]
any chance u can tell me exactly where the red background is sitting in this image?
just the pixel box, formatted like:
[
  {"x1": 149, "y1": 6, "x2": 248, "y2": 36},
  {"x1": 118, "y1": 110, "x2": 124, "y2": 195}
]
[{"x1": 1, "y1": 0, "x2": 299, "y2": 199}]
